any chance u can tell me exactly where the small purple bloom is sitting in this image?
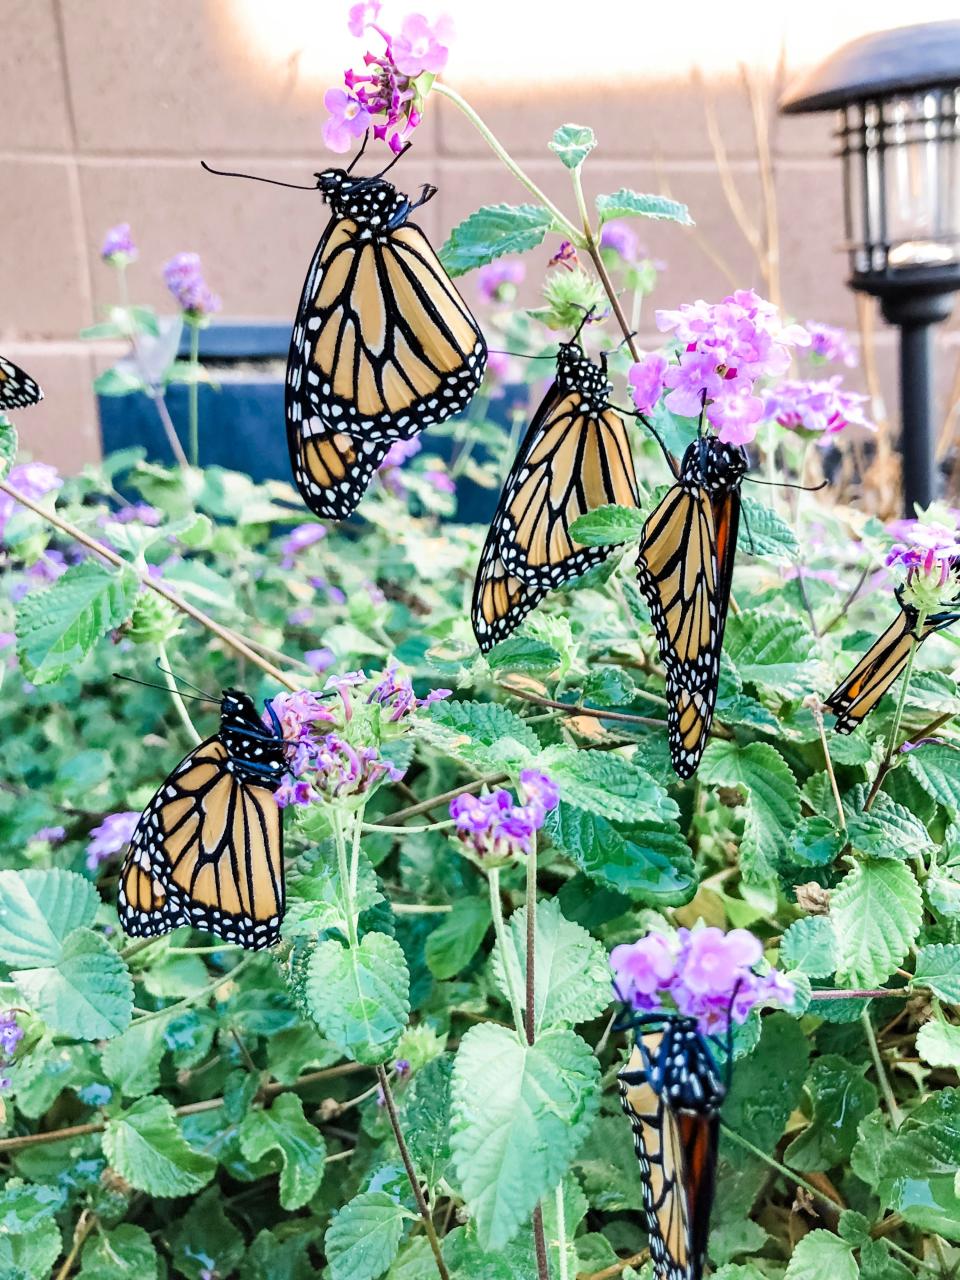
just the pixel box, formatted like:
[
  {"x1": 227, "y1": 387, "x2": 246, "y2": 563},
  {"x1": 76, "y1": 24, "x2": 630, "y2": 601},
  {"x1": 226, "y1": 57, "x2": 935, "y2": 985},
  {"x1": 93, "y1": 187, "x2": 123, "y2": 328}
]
[
  {"x1": 394, "y1": 1057, "x2": 411, "y2": 1078},
  {"x1": 425, "y1": 468, "x2": 455, "y2": 494},
  {"x1": 519, "y1": 768, "x2": 560, "y2": 819},
  {"x1": 162, "y1": 252, "x2": 221, "y2": 318},
  {"x1": 476, "y1": 259, "x2": 525, "y2": 304},
  {"x1": 111, "y1": 502, "x2": 161, "y2": 526},
  {"x1": 599, "y1": 220, "x2": 639, "y2": 261},
  {"x1": 0, "y1": 1011, "x2": 23, "y2": 1058},
  {"x1": 681, "y1": 927, "x2": 762, "y2": 996},
  {"x1": 380, "y1": 437, "x2": 422, "y2": 469},
  {"x1": 101, "y1": 223, "x2": 138, "y2": 264},
  {"x1": 32, "y1": 825, "x2": 66, "y2": 845},
  {"x1": 0, "y1": 462, "x2": 63, "y2": 543},
  {"x1": 628, "y1": 353, "x2": 668, "y2": 415},
  {"x1": 287, "y1": 606, "x2": 314, "y2": 628},
  {"x1": 324, "y1": 670, "x2": 367, "y2": 722},
  {"x1": 449, "y1": 778, "x2": 552, "y2": 864},
  {"x1": 611, "y1": 934, "x2": 677, "y2": 1008},
  {"x1": 764, "y1": 377, "x2": 873, "y2": 441},
  {"x1": 805, "y1": 321, "x2": 857, "y2": 368},
  {"x1": 305, "y1": 647, "x2": 336, "y2": 675},
  {"x1": 885, "y1": 518, "x2": 960, "y2": 573},
  {"x1": 86, "y1": 811, "x2": 139, "y2": 870},
  {"x1": 281, "y1": 522, "x2": 326, "y2": 570},
  {"x1": 347, "y1": 0, "x2": 381, "y2": 36},
  {"x1": 268, "y1": 689, "x2": 335, "y2": 743},
  {"x1": 323, "y1": 86, "x2": 374, "y2": 153},
  {"x1": 392, "y1": 12, "x2": 454, "y2": 76}
]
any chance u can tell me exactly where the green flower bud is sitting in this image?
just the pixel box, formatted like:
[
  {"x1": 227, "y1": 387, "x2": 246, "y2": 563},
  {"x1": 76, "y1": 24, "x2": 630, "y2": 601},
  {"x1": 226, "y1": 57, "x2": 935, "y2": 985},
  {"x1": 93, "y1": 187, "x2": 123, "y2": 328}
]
[
  {"x1": 536, "y1": 267, "x2": 606, "y2": 332},
  {"x1": 126, "y1": 593, "x2": 183, "y2": 645}
]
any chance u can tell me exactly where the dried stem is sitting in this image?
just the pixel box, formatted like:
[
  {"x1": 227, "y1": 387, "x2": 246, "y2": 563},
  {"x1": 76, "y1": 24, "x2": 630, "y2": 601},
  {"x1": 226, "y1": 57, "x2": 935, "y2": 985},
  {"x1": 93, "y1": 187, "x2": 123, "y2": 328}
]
[
  {"x1": 499, "y1": 682, "x2": 665, "y2": 727},
  {"x1": 54, "y1": 1209, "x2": 97, "y2": 1280},
  {"x1": 386, "y1": 775, "x2": 509, "y2": 824},
  {"x1": 862, "y1": 1008, "x2": 904, "y2": 1128},
  {"x1": 577, "y1": 1251, "x2": 649, "y2": 1280}
]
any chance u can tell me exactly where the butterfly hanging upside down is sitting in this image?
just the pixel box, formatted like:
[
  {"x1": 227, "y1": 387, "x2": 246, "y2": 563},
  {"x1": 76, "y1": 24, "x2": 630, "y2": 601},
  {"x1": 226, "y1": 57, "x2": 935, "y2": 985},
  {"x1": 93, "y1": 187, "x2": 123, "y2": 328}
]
[
  {"x1": 0, "y1": 356, "x2": 43, "y2": 412},
  {"x1": 635, "y1": 435, "x2": 748, "y2": 779},
  {"x1": 286, "y1": 150, "x2": 487, "y2": 520},
  {"x1": 118, "y1": 690, "x2": 287, "y2": 951},
  {"x1": 472, "y1": 337, "x2": 640, "y2": 651}
]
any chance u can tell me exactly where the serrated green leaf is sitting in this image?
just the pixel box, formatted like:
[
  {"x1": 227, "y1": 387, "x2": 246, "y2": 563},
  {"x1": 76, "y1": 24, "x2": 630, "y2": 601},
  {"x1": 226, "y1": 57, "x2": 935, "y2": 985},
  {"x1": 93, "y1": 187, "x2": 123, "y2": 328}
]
[
  {"x1": 100, "y1": 1013, "x2": 171, "y2": 1097},
  {"x1": 238, "y1": 1093, "x2": 326, "y2": 1210},
  {"x1": 16, "y1": 562, "x2": 139, "y2": 684},
  {"x1": 781, "y1": 916, "x2": 838, "y2": 978},
  {"x1": 440, "y1": 205, "x2": 556, "y2": 276},
  {"x1": 0, "y1": 419, "x2": 17, "y2": 480},
  {"x1": 451, "y1": 1023, "x2": 600, "y2": 1249},
  {"x1": 699, "y1": 740, "x2": 800, "y2": 882},
  {"x1": 595, "y1": 188, "x2": 692, "y2": 226},
  {"x1": 537, "y1": 746, "x2": 677, "y2": 824},
  {"x1": 545, "y1": 803, "x2": 696, "y2": 905},
  {"x1": 167, "y1": 1190, "x2": 244, "y2": 1280},
  {"x1": 568, "y1": 504, "x2": 646, "y2": 546},
  {"x1": 874, "y1": 1088, "x2": 960, "y2": 1238},
  {"x1": 80, "y1": 1224, "x2": 158, "y2": 1280},
  {"x1": 305, "y1": 932, "x2": 409, "y2": 1065},
  {"x1": 724, "y1": 611, "x2": 818, "y2": 695},
  {"x1": 783, "y1": 1230, "x2": 858, "y2": 1280},
  {"x1": 914, "y1": 944, "x2": 960, "y2": 1002},
  {"x1": 13, "y1": 928, "x2": 133, "y2": 1040},
  {"x1": 240, "y1": 1228, "x2": 317, "y2": 1280},
  {"x1": 284, "y1": 843, "x2": 382, "y2": 937},
  {"x1": 832, "y1": 859, "x2": 922, "y2": 986},
  {"x1": 917, "y1": 1019, "x2": 960, "y2": 1068},
  {"x1": 791, "y1": 815, "x2": 844, "y2": 867},
  {"x1": 906, "y1": 743, "x2": 960, "y2": 813},
  {"x1": 424, "y1": 897, "x2": 490, "y2": 979},
  {"x1": 325, "y1": 1191, "x2": 407, "y2": 1280},
  {"x1": 485, "y1": 636, "x2": 563, "y2": 677},
  {"x1": 549, "y1": 123, "x2": 597, "y2": 169},
  {"x1": 846, "y1": 790, "x2": 934, "y2": 860},
  {"x1": 493, "y1": 898, "x2": 611, "y2": 1033},
  {"x1": 740, "y1": 498, "x2": 800, "y2": 559},
  {"x1": 784, "y1": 1055, "x2": 878, "y2": 1170},
  {"x1": 398, "y1": 1055, "x2": 453, "y2": 1192},
  {"x1": 103, "y1": 1096, "x2": 216, "y2": 1197},
  {"x1": 423, "y1": 700, "x2": 540, "y2": 772},
  {"x1": 0, "y1": 868, "x2": 99, "y2": 967},
  {"x1": 0, "y1": 1211, "x2": 61, "y2": 1279}
]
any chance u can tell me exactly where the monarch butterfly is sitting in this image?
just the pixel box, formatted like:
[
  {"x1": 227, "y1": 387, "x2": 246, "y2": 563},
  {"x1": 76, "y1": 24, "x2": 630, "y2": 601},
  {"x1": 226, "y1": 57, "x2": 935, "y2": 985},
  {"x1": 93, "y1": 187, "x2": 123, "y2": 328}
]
[
  {"x1": 825, "y1": 583, "x2": 960, "y2": 733},
  {"x1": 471, "y1": 340, "x2": 640, "y2": 651},
  {"x1": 618, "y1": 1013, "x2": 726, "y2": 1280},
  {"x1": 635, "y1": 436, "x2": 748, "y2": 778},
  {"x1": 0, "y1": 356, "x2": 43, "y2": 411},
  {"x1": 118, "y1": 689, "x2": 287, "y2": 950},
  {"x1": 286, "y1": 153, "x2": 487, "y2": 519}
]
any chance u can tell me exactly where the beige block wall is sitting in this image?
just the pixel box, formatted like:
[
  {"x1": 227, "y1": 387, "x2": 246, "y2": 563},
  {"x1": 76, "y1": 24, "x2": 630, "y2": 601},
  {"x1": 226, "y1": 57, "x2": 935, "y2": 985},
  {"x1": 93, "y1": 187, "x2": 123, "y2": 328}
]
[{"x1": 1, "y1": 0, "x2": 958, "y2": 471}]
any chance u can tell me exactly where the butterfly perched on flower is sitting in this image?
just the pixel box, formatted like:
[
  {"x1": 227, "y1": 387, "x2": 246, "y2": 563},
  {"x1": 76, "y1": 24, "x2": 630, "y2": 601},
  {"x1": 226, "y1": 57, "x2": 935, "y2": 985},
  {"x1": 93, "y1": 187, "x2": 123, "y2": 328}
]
[
  {"x1": 286, "y1": 146, "x2": 487, "y2": 520},
  {"x1": 635, "y1": 435, "x2": 748, "y2": 778},
  {"x1": 618, "y1": 1011, "x2": 726, "y2": 1280},
  {"x1": 118, "y1": 690, "x2": 287, "y2": 950},
  {"x1": 471, "y1": 337, "x2": 640, "y2": 651},
  {"x1": 0, "y1": 357, "x2": 43, "y2": 412}
]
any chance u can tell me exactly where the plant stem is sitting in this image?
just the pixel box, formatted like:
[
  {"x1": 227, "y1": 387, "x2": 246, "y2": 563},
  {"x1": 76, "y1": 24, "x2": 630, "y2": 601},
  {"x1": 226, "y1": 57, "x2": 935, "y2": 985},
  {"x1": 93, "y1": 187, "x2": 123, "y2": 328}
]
[
  {"x1": 0, "y1": 478, "x2": 299, "y2": 691},
  {"x1": 719, "y1": 1123, "x2": 842, "y2": 1213},
  {"x1": 157, "y1": 641, "x2": 201, "y2": 746},
  {"x1": 533, "y1": 1205, "x2": 551, "y2": 1280},
  {"x1": 809, "y1": 697, "x2": 846, "y2": 833},
  {"x1": 862, "y1": 1008, "x2": 903, "y2": 1128},
  {"x1": 579, "y1": 1251, "x2": 649, "y2": 1280},
  {"x1": 815, "y1": 988, "x2": 910, "y2": 1000},
  {"x1": 132, "y1": 953, "x2": 254, "y2": 1025},
  {"x1": 500, "y1": 681, "x2": 667, "y2": 723},
  {"x1": 387, "y1": 775, "x2": 509, "y2": 824},
  {"x1": 376, "y1": 1063, "x2": 451, "y2": 1280},
  {"x1": 187, "y1": 320, "x2": 201, "y2": 467},
  {"x1": 525, "y1": 849, "x2": 551, "y2": 1280},
  {"x1": 348, "y1": 805, "x2": 365, "y2": 902},
  {"x1": 433, "y1": 83, "x2": 580, "y2": 242},
  {"x1": 54, "y1": 1209, "x2": 96, "y2": 1280},
  {"x1": 332, "y1": 810, "x2": 358, "y2": 947},
  {"x1": 555, "y1": 1182, "x2": 569, "y2": 1280},
  {"x1": 117, "y1": 264, "x2": 189, "y2": 472},
  {"x1": 865, "y1": 606, "x2": 927, "y2": 812},
  {"x1": 487, "y1": 867, "x2": 525, "y2": 1034}
]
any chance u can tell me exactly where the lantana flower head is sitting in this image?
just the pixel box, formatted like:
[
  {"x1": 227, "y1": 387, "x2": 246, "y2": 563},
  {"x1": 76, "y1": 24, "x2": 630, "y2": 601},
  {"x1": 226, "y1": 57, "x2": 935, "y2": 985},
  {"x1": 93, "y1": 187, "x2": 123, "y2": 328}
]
[
  {"x1": 628, "y1": 352, "x2": 669, "y2": 415},
  {"x1": 611, "y1": 924, "x2": 795, "y2": 1035},
  {"x1": 599, "y1": 220, "x2": 639, "y2": 262},
  {"x1": 449, "y1": 771, "x2": 559, "y2": 866},
  {"x1": 280, "y1": 522, "x2": 326, "y2": 569},
  {"x1": 86, "y1": 811, "x2": 139, "y2": 870},
  {"x1": 101, "y1": 223, "x2": 138, "y2": 265},
  {"x1": 163, "y1": 253, "x2": 220, "y2": 318},
  {"x1": 805, "y1": 321, "x2": 857, "y2": 368},
  {"x1": 368, "y1": 659, "x2": 450, "y2": 721},
  {"x1": 0, "y1": 462, "x2": 63, "y2": 543},
  {"x1": 764, "y1": 377, "x2": 873, "y2": 442}
]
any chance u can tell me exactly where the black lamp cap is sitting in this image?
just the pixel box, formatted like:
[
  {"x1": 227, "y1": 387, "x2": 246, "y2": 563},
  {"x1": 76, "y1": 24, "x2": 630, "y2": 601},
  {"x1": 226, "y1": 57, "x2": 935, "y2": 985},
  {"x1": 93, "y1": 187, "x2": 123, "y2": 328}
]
[{"x1": 780, "y1": 20, "x2": 960, "y2": 114}]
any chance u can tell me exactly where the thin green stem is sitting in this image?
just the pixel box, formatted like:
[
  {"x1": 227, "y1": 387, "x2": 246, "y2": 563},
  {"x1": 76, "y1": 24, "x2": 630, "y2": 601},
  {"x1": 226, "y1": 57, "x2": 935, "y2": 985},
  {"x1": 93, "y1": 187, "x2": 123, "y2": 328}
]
[
  {"x1": 555, "y1": 1182, "x2": 569, "y2": 1280},
  {"x1": 432, "y1": 83, "x2": 580, "y2": 242},
  {"x1": 333, "y1": 810, "x2": 358, "y2": 947},
  {"x1": 810, "y1": 697, "x2": 846, "y2": 833},
  {"x1": 570, "y1": 163, "x2": 643, "y2": 368},
  {"x1": 187, "y1": 320, "x2": 201, "y2": 467},
  {"x1": 132, "y1": 954, "x2": 254, "y2": 1026},
  {"x1": 525, "y1": 848, "x2": 550, "y2": 1280},
  {"x1": 719, "y1": 1123, "x2": 841, "y2": 1212},
  {"x1": 157, "y1": 641, "x2": 201, "y2": 746},
  {"x1": 117, "y1": 265, "x2": 189, "y2": 472},
  {"x1": 866, "y1": 606, "x2": 927, "y2": 811},
  {"x1": 487, "y1": 867, "x2": 525, "y2": 1037},
  {"x1": 348, "y1": 805, "x2": 365, "y2": 903},
  {"x1": 862, "y1": 1008, "x2": 903, "y2": 1128},
  {"x1": 362, "y1": 819, "x2": 455, "y2": 834}
]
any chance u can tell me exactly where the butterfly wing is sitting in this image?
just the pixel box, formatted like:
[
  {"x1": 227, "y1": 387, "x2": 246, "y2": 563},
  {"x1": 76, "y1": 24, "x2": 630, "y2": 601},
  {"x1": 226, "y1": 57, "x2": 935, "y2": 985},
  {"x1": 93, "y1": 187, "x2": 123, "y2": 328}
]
[
  {"x1": 0, "y1": 357, "x2": 43, "y2": 411},
  {"x1": 472, "y1": 388, "x2": 640, "y2": 651},
  {"x1": 288, "y1": 420, "x2": 394, "y2": 520},
  {"x1": 119, "y1": 737, "x2": 284, "y2": 950}
]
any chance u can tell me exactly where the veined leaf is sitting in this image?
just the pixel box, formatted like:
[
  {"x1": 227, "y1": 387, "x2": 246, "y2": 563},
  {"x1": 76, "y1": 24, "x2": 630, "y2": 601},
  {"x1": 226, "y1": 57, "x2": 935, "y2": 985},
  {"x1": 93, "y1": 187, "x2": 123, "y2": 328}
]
[
  {"x1": 832, "y1": 859, "x2": 922, "y2": 987},
  {"x1": 568, "y1": 504, "x2": 646, "y2": 546},
  {"x1": 917, "y1": 1020, "x2": 960, "y2": 1070},
  {"x1": 440, "y1": 205, "x2": 557, "y2": 277},
  {"x1": 914, "y1": 943, "x2": 960, "y2": 1003},
  {"x1": 325, "y1": 1191, "x2": 407, "y2": 1280},
  {"x1": 80, "y1": 1224, "x2": 159, "y2": 1280},
  {"x1": 537, "y1": 745, "x2": 678, "y2": 824},
  {"x1": 238, "y1": 1094, "x2": 327, "y2": 1210},
  {"x1": 305, "y1": 932, "x2": 409, "y2": 1065},
  {"x1": 103, "y1": 1096, "x2": 216, "y2": 1197},
  {"x1": 780, "y1": 916, "x2": 838, "y2": 979},
  {"x1": 0, "y1": 868, "x2": 99, "y2": 967},
  {"x1": 549, "y1": 123, "x2": 596, "y2": 169},
  {"x1": 740, "y1": 499, "x2": 799, "y2": 560},
  {"x1": 699, "y1": 740, "x2": 800, "y2": 883},
  {"x1": 783, "y1": 1230, "x2": 858, "y2": 1280},
  {"x1": 13, "y1": 928, "x2": 133, "y2": 1041},
  {"x1": 907, "y1": 743, "x2": 960, "y2": 814},
  {"x1": 595, "y1": 188, "x2": 693, "y2": 226},
  {"x1": 422, "y1": 700, "x2": 540, "y2": 773}
]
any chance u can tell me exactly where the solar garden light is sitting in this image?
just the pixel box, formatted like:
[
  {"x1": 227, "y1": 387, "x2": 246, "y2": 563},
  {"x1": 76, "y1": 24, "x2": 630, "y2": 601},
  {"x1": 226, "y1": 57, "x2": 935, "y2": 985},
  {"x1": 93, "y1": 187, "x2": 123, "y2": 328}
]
[{"x1": 780, "y1": 21, "x2": 960, "y2": 512}]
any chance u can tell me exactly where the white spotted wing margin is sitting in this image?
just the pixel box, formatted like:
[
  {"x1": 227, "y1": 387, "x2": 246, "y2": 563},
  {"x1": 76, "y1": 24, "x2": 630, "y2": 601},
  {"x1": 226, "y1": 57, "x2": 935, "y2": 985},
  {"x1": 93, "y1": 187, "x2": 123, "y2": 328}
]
[{"x1": 0, "y1": 356, "x2": 44, "y2": 411}]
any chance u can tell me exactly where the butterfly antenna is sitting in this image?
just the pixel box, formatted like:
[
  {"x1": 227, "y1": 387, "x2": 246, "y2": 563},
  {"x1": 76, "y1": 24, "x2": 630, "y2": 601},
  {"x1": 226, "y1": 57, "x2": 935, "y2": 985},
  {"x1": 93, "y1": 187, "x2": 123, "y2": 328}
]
[
  {"x1": 568, "y1": 305, "x2": 598, "y2": 347},
  {"x1": 740, "y1": 500, "x2": 756, "y2": 555},
  {"x1": 113, "y1": 673, "x2": 215, "y2": 704},
  {"x1": 609, "y1": 403, "x2": 679, "y2": 477},
  {"x1": 487, "y1": 348, "x2": 557, "y2": 360},
  {"x1": 375, "y1": 141, "x2": 412, "y2": 180},
  {"x1": 744, "y1": 475, "x2": 829, "y2": 492},
  {"x1": 346, "y1": 130, "x2": 370, "y2": 173},
  {"x1": 153, "y1": 659, "x2": 218, "y2": 701},
  {"x1": 199, "y1": 160, "x2": 318, "y2": 191}
]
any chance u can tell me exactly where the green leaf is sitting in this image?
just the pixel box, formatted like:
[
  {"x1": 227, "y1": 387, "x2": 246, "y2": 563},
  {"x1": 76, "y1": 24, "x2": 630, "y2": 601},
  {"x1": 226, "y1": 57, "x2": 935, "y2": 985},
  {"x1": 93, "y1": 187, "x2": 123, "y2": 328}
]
[
  {"x1": 238, "y1": 1093, "x2": 326, "y2": 1210},
  {"x1": 874, "y1": 1088, "x2": 960, "y2": 1238},
  {"x1": 549, "y1": 123, "x2": 597, "y2": 169},
  {"x1": 740, "y1": 498, "x2": 800, "y2": 559},
  {"x1": 724, "y1": 611, "x2": 817, "y2": 695},
  {"x1": 783, "y1": 1230, "x2": 858, "y2": 1280},
  {"x1": 451, "y1": 1023, "x2": 599, "y2": 1249},
  {"x1": 595, "y1": 188, "x2": 692, "y2": 226},
  {"x1": 285, "y1": 843, "x2": 382, "y2": 937},
  {"x1": 424, "y1": 700, "x2": 540, "y2": 772},
  {"x1": 493, "y1": 898, "x2": 611, "y2": 1033},
  {"x1": 0, "y1": 419, "x2": 17, "y2": 480},
  {"x1": 568, "y1": 504, "x2": 646, "y2": 546},
  {"x1": 914, "y1": 943, "x2": 960, "y2": 1002},
  {"x1": 13, "y1": 928, "x2": 133, "y2": 1040},
  {"x1": 440, "y1": 205, "x2": 557, "y2": 277},
  {"x1": 424, "y1": 897, "x2": 490, "y2": 979},
  {"x1": 784, "y1": 1056, "x2": 878, "y2": 1170},
  {"x1": 0, "y1": 868, "x2": 99, "y2": 967},
  {"x1": 917, "y1": 1019, "x2": 960, "y2": 1068},
  {"x1": 79, "y1": 1224, "x2": 158, "y2": 1280},
  {"x1": 790, "y1": 816, "x2": 844, "y2": 867},
  {"x1": 846, "y1": 791, "x2": 934, "y2": 860},
  {"x1": 100, "y1": 1013, "x2": 171, "y2": 1097},
  {"x1": 0, "y1": 1207, "x2": 61, "y2": 1280},
  {"x1": 167, "y1": 1191, "x2": 244, "y2": 1280},
  {"x1": 240, "y1": 1228, "x2": 317, "y2": 1280},
  {"x1": 485, "y1": 636, "x2": 563, "y2": 677},
  {"x1": 832, "y1": 860, "x2": 922, "y2": 987},
  {"x1": 325, "y1": 1191, "x2": 407, "y2": 1280},
  {"x1": 16, "y1": 562, "x2": 139, "y2": 684},
  {"x1": 537, "y1": 745, "x2": 678, "y2": 824},
  {"x1": 305, "y1": 932, "x2": 410, "y2": 1065},
  {"x1": 781, "y1": 916, "x2": 838, "y2": 978},
  {"x1": 398, "y1": 1055, "x2": 453, "y2": 1192},
  {"x1": 699, "y1": 741, "x2": 800, "y2": 882},
  {"x1": 104, "y1": 1096, "x2": 215, "y2": 1197},
  {"x1": 545, "y1": 803, "x2": 696, "y2": 905},
  {"x1": 907, "y1": 743, "x2": 960, "y2": 813}
]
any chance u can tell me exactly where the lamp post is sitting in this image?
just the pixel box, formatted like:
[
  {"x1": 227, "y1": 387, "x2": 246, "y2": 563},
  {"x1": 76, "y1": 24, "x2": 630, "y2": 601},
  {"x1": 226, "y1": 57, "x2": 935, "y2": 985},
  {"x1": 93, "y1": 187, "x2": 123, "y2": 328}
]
[{"x1": 780, "y1": 21, "x2": 960, "y2": 512}]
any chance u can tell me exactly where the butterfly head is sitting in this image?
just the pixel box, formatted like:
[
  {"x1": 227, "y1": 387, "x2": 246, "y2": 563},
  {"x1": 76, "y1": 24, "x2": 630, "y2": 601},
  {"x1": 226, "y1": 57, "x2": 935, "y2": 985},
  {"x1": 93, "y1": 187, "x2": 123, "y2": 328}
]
[
  {"x1": 555, "y1": 342, "x2": 611, "y2": 409},
  {"x1": 681, "y1": 437, "x2": 749, "y2": 493},
  {"x1": 315, "y1": 169, "x2": 403, "y2": 225},
  {"x1": 219, "y1": 690, "x2": 287, "y2": 783}
]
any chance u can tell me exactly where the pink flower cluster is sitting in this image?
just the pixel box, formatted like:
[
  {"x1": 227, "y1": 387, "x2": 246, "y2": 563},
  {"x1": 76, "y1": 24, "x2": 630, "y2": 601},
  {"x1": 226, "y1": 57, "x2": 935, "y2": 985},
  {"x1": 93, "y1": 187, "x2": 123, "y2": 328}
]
[
  {"x1": 368, "y1": 659, "x2": 450, "y2": 721},
  {"x1": 450, "y1": 769, "x2": 560, "y2": 862},
  {"x1": 805, "y1": 321, "x2": 857, "y2": 368},
  {"x1": 611, "y1": 926, "x2": 795, "y2": 1035},
  {"x1": 324, "y1": 5, "x2": 454, "y2": 153},
  {"x1": 885, "y1": 517, "x2": 960, "y2": 574},
  {"x1": 654, "y1": 290, "x2": 809, "y2": 446},
  {"x1": 763, "y1": 376, "x2": 874, "y2": 442},
  {"x1": 86, "y1": 811, "x2": 140, "y2": 870}
]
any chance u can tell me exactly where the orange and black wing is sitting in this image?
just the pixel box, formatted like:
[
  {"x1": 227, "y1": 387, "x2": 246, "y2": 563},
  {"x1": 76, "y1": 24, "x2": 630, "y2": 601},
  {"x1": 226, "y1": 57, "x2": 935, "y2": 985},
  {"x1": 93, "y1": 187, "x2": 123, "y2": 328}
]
[
  {"x1": 118, "y1": 738, "x2": 284, "y2": 950},
  {"x1": 472, "y1": 387, "x2": 640, "y2": 651},
  {"x1": 0, "y1": 356, "x2": 43, "y2": 411}
]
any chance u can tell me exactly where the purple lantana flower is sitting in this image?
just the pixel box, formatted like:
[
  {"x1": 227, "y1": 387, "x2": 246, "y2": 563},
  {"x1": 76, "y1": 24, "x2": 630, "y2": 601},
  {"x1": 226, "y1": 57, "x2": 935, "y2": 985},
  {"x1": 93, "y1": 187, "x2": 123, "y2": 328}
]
[
  {"x1": 476, "y1": 259, "x2": 525, "y2": 303},
  {"x1": 31, "y1": 825, "x2": 66, "y2": 845},
  {"x1": 392, "y1": 13, "x2": 454, "y2": 76},
  {"x1": 368, "y1": 660, "x2": 450, "y2": 721},
  {"x1": 0, "y1": 1011, "x2": 23, "y2": 1089},
  {"x1": 281, "y1": 522, "x2": 326, "y2": 569},
  {"x1": 0, "y1": 462, "x2": 63, "y2": 543},
  {"x1": 163, "y1": 253, "x2": 220, "y2": 318},
  {"x1": 305, "y1": 647, "x2": 336, "y2": 675},
  {"x1": 322, "y1": 87, "x2": 373, "y2": 152},
  {"x1": 764, "y1": 377, "x2": 873, "y2": 441},
  {"x1": 599, "y1": 220, "x2": 639, "y2": 261},
  {"x1": 101, "y1": 223, "x2": 138, "y2": 265},
  {"x1": 628, "y1": 352, "x2": 669, "y2": 415},
  {"x1": 325, "y1": 670, "x2": 367, "y2": 722},
  {"x1": 86, "y1": 811, "x2": 139, "y2": 870},
  {"x1": 805, "y1": 321, "x2": 857, "y2": 368},
  {"x1": 449, "y1": 772, "x2": 559, "y2": 865}
]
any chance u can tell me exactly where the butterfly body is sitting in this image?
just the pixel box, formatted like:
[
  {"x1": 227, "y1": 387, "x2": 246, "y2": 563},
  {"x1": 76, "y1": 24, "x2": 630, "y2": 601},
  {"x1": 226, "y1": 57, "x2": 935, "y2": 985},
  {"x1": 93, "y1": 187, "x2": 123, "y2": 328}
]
[
  {"x1": 286, "y1": 167, "x2": 486, "y2": 520},
  {"x1": 636, "y1": 437, "x2": 747, "y2": 778},
  {"x1": 118, "y1": 690, "x2": 287, "y2": 950},
  {"x1": 472, "y1": 342, "x2": 640, "y2": 651},
  {"x1": 618, "y1": 1015, "x2": 726, "y2": 1280},
  {"x1": 0, "y1": 356, "x2": 43, "y2": 411}
]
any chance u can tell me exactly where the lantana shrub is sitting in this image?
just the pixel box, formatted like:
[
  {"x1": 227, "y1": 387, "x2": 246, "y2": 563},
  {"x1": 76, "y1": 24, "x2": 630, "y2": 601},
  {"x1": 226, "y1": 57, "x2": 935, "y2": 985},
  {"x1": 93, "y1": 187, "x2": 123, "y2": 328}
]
[{"x1": 1, "y1": 8, "x2": 960, "y2": 1280}]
